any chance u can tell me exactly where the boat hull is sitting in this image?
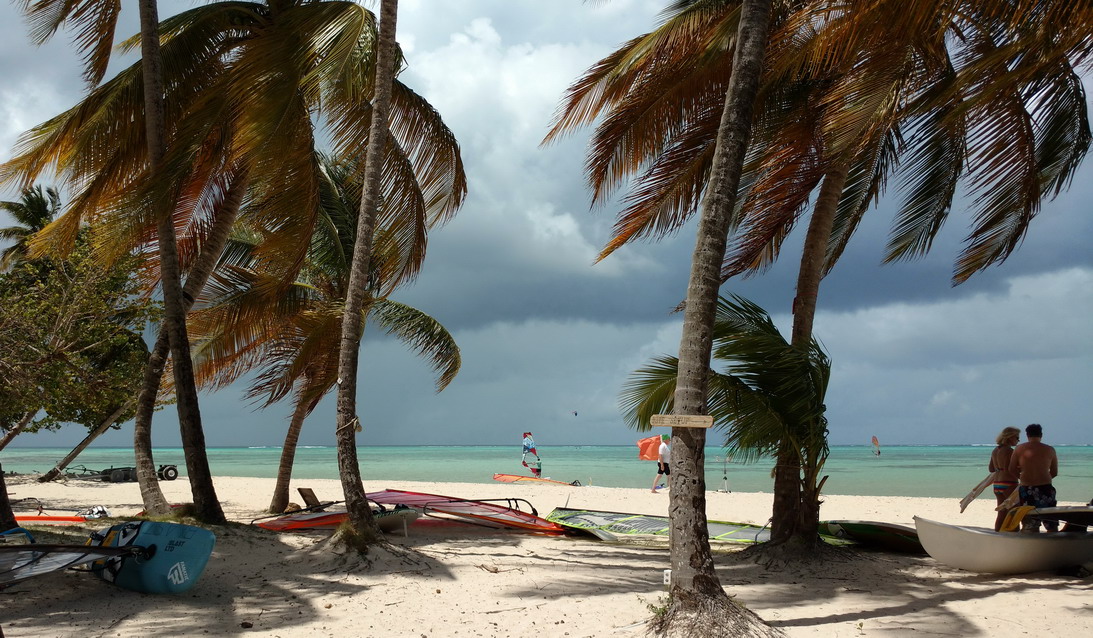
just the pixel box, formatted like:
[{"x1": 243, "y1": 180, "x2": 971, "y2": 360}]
[{"x1": 914, "y1": 516, "x2": 1093, "y2": 574}]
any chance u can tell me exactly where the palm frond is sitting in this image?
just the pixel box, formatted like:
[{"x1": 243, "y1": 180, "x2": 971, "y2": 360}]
[{"x1": 368, "y1": 299, "x2": 461, "y2": 391}]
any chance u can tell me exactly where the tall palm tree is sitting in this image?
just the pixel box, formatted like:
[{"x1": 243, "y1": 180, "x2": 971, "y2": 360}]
[
  {"x1": 729, "y1": 0, "x2": 1093, "y2": 549},
  {"x1": 0, "y1": 185, "x2": 61, "y2": 270},
  {"x1": 654, "y1": 1, "x2": 778, "y2": 631},
  {"x1": 187, "y1": 155, "x2": 460, "y2": 515},
  {"x1": 4, "y1": 1, "x2": 466, "y2": 519},
  {"x1": 333, "y1": 0, "x2": 402, "y2": 543},
  {"x1": 550, "y1": 0, "x2": 781, "y2": 632},
  {"x1": 10, "y1": 0, "x2": 226, "y2": 522}
]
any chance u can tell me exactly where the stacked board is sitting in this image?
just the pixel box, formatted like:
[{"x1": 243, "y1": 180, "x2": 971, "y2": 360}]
[
  {"x1": 1025, "y1": 506, "x2": 1093, "y2": 529},
  {"x1": 547, "y1": 507, "x2": 852, "y2": 545},
  {"x1": 817, "y1": 520, "x2": 925, "y2": 554}
]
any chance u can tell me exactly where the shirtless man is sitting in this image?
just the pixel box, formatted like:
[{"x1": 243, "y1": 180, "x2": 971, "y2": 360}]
[{"x1": 1007, "y1": 423, "x2": 1059, "y2": 532}]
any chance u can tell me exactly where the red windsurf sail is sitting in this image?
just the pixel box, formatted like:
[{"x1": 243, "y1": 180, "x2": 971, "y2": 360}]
[{"x1": 636, "y1": 435, "x2": 660, "y2": 461}]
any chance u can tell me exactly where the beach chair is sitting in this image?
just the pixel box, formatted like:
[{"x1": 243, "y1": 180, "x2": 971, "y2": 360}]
[{"x1": 297, "y1": 488, "x2": 336, "y2": 512}]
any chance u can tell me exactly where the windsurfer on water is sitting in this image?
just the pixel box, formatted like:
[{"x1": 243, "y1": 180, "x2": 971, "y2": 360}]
[{"x1": 522, "y1": 432, "x2": 542, "y2": 477}]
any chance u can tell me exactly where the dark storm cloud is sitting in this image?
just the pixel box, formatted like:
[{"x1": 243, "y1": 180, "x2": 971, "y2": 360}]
[{"x1": 3, "y1": 1, "x2": 1089, "y2": 449}]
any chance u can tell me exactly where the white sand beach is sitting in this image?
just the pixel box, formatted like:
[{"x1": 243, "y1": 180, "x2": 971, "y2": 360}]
[{"x1": 3, "y1": 476, "x2": 1091, "y2": 637}]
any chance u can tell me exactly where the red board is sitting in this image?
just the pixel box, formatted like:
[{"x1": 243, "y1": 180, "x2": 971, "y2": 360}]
[{"x1": 14, "y1": 515, "x2": 91, "y2": 525}]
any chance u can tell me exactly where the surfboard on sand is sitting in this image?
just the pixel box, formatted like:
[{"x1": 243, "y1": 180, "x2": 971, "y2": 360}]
[
  {"x1": 817, "y1": 520, "x2": 925, "y2": 554},
  {"x1": 548, "y1": 507, "x2": 853, "y2": 546},
  {"x1": 959, "y1": 473, "x2": 995, "y2": 513},
  {"x1": 492, "y1": 473, "x2": 581, "y2": 486}
]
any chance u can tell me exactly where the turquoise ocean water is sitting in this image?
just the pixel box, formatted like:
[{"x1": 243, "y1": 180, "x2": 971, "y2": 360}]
[{"x1": 3, "y1": 445, "x2": 1092, "y2": 500}]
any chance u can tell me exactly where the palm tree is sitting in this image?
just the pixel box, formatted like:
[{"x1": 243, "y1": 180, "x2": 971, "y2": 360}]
[
  {"x1": 333, "y1": 0, "x2": 402, "y2": 544},
  {"x1": 553, "y1": 0, "x2": 780, "y2": 632},
  {"x1": 660, "y1": 4, "x2": 781, "y2": 632},
  {"x1": 550, "y1": 0, "x2": 780, "y2": 632},
  {"x1": 548, "y1": 0, "x2": 1093, "y2": 555},
  {"x1": 0, "y1": 185, "x2": 61, "y2": 270},
  {"x1": 187, "y1": 155, "x2": 460, "y2": 515},
  {"x1": 10, "y1": 0, "x2": 225, "y2": 522},
  {"x1": 4, "y1": 1, "x2": 466, "y2": 520},
  {"x1": 730, "y1": 1, "x2": 1093, "y2": 549}
]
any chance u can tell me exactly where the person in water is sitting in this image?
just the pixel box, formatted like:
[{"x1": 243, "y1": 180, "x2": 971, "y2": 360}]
[
  {"x1": 1008, "y1": 423, "x2": 1059, "y2": 532},
  {"x1": 651, "y1": 434, "x2": 671, "y2": 492},
  {"x1": 989, "y1": 426, "x2": 1021, "y2": 531}
]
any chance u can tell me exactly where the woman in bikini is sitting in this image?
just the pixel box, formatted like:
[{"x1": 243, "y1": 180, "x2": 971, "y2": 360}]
[{"x1": 989, "y1": 426, "x2": 1020, "y2": 531}]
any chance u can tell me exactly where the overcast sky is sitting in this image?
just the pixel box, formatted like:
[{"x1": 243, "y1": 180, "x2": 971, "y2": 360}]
[{"x1": 2, "y1": 1, "x2": 1090, "y2": 449}]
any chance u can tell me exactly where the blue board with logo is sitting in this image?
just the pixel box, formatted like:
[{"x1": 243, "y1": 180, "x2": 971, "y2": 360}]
[{"x1": 89, "y1": 521, "x2": 215, "y2": 594}]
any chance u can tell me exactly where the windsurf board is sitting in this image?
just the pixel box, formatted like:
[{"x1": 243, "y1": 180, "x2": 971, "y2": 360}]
[
  {"x1": 88, "y1": 521, "x2": 216, "y2": 594},
  {"x1": 817, "y1": 520, "x2": 925, "y2": 554},
  {"x1": 548, "y1": 507, "x2": 852, "y2": 546}
]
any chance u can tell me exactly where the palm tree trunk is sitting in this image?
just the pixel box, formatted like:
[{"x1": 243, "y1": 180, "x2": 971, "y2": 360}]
[
  {"x1": 269, "y1": 398, "x2": 312, "y2": 514},
  {"x1": 133, "y1": 169, "x2": 250, "y2": 515},
  {"x1": 0, "y1": 464, "x2": 16, "y2": 532},
  {"x1": 333, "y1": 0, "x2": 399, "y2": 543},
  {"x1": 0, "y1": 412, "x2": 35, "y2": 452},
  {"x1": 38, "y1": 405, "x2": 127, "y2": 483},
  {"x1": 657, "y1": 1, "x2": 780, "y2": 635},
  {"x1": 137, "y1": 0, "x2": 224, "y2": 525},
  {"x1": 770, "y1": 162, "x2": 851, "y2": 547}
]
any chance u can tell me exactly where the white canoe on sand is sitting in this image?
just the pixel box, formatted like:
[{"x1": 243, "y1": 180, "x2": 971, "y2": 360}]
[{"x1": 914, "y1": 516, "x2": 1093, "y2": 574}]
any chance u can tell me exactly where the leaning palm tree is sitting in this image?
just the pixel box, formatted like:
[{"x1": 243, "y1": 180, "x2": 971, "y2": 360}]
[
  {"x1": 333, "y1": 0, "x2": 403, "y2": 543},
  {"x1": 11, "y1": 0, "x2": 226, "y2": 522},
  {"x1": 550, "y1": 1, "x2": 781, "y2": 633},
  {"x1": 548, "y1": 0, "x2": 1093, "y2": 557},
  {"x1": 0, "y1": 185, "x2": 62, "y2": 271},
  {"x1": 187, "y1": 154, "x2": 460, "y2": 515}
]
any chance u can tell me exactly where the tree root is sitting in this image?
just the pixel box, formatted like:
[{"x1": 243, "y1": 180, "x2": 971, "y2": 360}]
[
  {"x1": 739, "y1": 538, "x2": 855, "y2": 571},
  {"x1": 647, "y1": 591, "x2": 785, "y2": 638}
]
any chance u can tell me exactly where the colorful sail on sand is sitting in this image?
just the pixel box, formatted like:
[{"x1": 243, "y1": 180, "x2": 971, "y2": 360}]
[
  {"x1": 367, "y1": 489, "x2": 565, "y2": 534},
  {"x1": 492, "y1": 473, "x2": 582, "y2": 486},
  {"x1": 521, "y1": 432, "x2": 542, "y2": 477}
]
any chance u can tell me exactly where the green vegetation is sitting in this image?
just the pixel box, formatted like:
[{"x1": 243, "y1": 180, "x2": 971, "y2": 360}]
[{"x1": 0, "y1": 238, "x2": 157, "y2": 445}]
